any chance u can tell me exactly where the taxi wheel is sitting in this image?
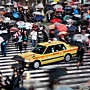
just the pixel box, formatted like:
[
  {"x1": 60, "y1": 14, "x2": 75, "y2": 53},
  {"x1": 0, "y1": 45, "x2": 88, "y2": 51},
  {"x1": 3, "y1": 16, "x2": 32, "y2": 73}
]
[
  {"x1": 33, "y1": 61, "x2": 40, "y2": 69},
  {"x1": 64, "y1": 54, "x2": 71, "y2": 62}
]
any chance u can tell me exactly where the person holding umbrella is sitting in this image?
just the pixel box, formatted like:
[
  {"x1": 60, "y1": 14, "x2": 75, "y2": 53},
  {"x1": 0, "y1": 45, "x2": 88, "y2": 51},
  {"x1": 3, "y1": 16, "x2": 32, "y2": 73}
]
[{"x1": 77, "y1": 46, "x2": 85, "y2": 67}]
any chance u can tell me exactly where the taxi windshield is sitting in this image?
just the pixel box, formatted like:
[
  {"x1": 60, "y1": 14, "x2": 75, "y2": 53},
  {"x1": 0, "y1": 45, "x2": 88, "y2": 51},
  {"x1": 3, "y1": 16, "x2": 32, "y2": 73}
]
[{"x1": 32, "y1": 45, "x2": 46, "y2": 54}]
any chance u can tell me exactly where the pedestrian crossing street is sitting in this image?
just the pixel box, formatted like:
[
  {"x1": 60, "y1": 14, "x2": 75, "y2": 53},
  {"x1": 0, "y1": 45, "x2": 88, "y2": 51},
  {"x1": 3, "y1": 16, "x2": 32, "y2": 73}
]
[{"x1": 0, "y1": 38, "x2": 90, "y2": 90}]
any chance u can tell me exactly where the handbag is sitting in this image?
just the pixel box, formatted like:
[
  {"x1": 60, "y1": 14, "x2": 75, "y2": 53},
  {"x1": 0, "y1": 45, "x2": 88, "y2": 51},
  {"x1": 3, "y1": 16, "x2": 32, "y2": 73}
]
[{"x1": 23, "y1": 42, "x2": 27, "y2": 44}]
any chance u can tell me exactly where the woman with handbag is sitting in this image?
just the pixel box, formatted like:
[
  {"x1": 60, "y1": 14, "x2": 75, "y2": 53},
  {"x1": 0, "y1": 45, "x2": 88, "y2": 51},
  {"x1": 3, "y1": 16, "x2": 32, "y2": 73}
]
[{"x1": 23, "y1": 30, "x2": 28, "y2": 50}]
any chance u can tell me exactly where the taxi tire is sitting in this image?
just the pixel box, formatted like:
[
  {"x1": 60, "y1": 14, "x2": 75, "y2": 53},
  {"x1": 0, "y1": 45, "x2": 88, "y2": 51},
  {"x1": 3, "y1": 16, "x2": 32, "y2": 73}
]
[
  {"x1": 64, "y1": 54, "x2": 71, "y2": 62},
  {"x1": 33, "y1": 61, "x2": 41, "y2": 69}
]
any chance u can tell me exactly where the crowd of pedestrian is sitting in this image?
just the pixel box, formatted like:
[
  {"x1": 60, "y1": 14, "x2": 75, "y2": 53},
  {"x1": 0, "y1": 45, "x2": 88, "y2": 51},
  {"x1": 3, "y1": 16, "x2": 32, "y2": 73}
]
[
  {"x1": 0, "y1": 0, "x2": 90, "y2": 90},
  {"x1": 0, "y1": 0, "x2": 90, "y2": 54},
  {"x1": 0, "y1": 67, "x2": 25, "y2": 90}
]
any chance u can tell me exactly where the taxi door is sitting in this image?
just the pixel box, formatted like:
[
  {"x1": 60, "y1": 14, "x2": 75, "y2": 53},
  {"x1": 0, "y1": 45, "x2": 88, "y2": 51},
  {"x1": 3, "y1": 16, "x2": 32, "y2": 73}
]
[
  {"x1": 41, "y1": 45, "x2": 57, "y2": 64},
  {"x1": 54, "y1": 44, "x2": 66, "y2": 62}
]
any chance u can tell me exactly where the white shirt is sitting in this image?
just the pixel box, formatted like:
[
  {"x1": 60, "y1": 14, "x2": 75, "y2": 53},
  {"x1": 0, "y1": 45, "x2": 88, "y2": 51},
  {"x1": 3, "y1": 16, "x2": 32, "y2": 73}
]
[
  {"x1": 31, "y1": 30, "x2": 37, "y2": 40},
  {"x1": 18, "y1": 35, "x2": 23, "y2": 42},
  {"x1": 25, "y1": 22, "x2": 31, "y2": 29}
]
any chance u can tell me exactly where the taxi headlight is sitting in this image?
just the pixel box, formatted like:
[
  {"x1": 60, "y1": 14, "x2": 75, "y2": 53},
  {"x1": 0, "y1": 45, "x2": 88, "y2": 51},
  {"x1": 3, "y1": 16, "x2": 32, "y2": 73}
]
[
  {"x1": 16, "y1": 61, "x2": 19, "y2": 64},
  {"x1": 25, "y1": 59, "x2": 30, "y2": 63},
  {"x1": 26, "y1": 64, "x2": 29, "y2": 67}
]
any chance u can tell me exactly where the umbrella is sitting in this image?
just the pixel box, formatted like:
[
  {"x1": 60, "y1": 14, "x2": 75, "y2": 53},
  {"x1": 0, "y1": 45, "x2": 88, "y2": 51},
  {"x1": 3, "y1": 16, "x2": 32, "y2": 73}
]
[
  {"x1": 0, "y1": 33, "x2": 10, "y2": 41},
  {"x1": 18, "y1": 25, "x2": 26, "y2": 28},
  {"x1": 9, "y1": 20, "x2": 16, "y2": 25},
  {"x1": 56, "y1": 8, "x2": 64, "y2": 12},
  {"x1": 16, "y1": 21, "x2": 25, "y2": 26},
  {"x1": 73, "y1": 14, "x2": 81, "y2": 18},
  {"x1": 73, "y1": 20, "x2": 85, "y2": 26},
  {"x1": 50, "y1": 18, "x2": 62, "y2": 23},
  {"x1": 12, "y1": 11, "x2": 20, "y2": 19},
  {"x1": 13, "y1": 87, "x2": 27, "y2": 90},
  {"x1": 46, "y1": 10, "x2": 53, "y2": 14},
  {"x1": 53, "y1": 4, "x2": 63, "y2": 9},
  {"x1": 83, "y1": 2, "x2": 90, "y2": 6},
  {"x1": 73, "y1": 9, "x2": 80, "y2": 14},
  {"x1": 0, "y1": 6, "x2": 5, "y2": 9},
  {"x1": 63, "y1": 15, "x2": 72, "y2": 21},
  {"x1": 66, "y1": 19, "x2": 75, "y2": 24},
  {"x1": 72, "y1": 1, "x2": 81, "y2": 4},
  {"x1": 55, "y1": 23, "x2": 68, "y2": 32},
  {"x1": 68, "y1": 25, "x2": 77, "y2": 32},
  {"x1": 58, "y1": 31, "x2": 68, "y2": 36},
  {"x1": 6, "y1": 2, "x2": 13, "y2": 6},
  {"x1": 35, "y1": 15, "x2": 44, "y2": 21},
  {"x1": 11, "y1": 63, "x2": 24, "y2": 69},
  {"x1": 35, "y1": 3, "x2": 44, "y2": 9},
  {"x1": 12, "y1": 55, "x2": 24, "y2": 62},
  {"x1": 50, "y1": 2, "x2": 57, "y2": 5},
  {"x1": 71, "y1": 41, "x2": 85, "y2": 47},
  {"x1": 36, "y1": 21, "x2": 51, "y2": 26},
  {"x1": 1, "y1": 12, "x2": 8, "y2": 16},
  {"x1": 48, "y1": 24, "x2": 55, "y2": 29},
  {"x1": 22, "y1": 6, "x2": 28, "y2": 9},
  {"x1": 85, "y1": 15, "x2": 90, "y2": 19},
  {"x1": 3, "y1": 12, "x2": 12, "y2": 17},
  {"x1": 33, "y1": 11, "x2": 42, "y2": 15},
  {"x1": 0, "y1": 36, "x2": 4, "y2": 44},
  {"x1": 18, "y1": 4, "x2": 22, "y2": 7},
  {"x1": 73, "y1": 34, "x2": 88, "y2": 42},
  {"x1": 44, "y1": 5, "x2": 54, "y2": 12},
  {"x1": 58, "y1": 85, "x2": 73, "y2": 90},
  {"x1": 3, "y1": 17, "x2": 11, "y2": 23},
  {"x1": 64, "y1": 6, "x2": 72, "y2": 10},
  {"x1": 10, "y1": 27, "x2": 19, "y2": 32}
]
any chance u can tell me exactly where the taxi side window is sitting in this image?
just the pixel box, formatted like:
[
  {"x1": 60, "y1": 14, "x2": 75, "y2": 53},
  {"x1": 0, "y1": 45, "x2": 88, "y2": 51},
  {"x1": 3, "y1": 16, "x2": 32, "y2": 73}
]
[
  {"x1": 45, "y1": 46, "x2": 55, "y2": 54},
  {"x1": 61, "y1": 44, "x2": 66, "y2": 50},
  {"x1": 55, "y1": 44, "x2": 66, "y2": 52}
]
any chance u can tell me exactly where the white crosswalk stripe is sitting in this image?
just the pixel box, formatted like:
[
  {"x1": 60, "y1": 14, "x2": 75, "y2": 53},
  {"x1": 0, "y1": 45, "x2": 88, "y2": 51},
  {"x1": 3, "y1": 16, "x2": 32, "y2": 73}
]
[{"x1": 0, "y1": 38, "x2": 90, "y2": 90}]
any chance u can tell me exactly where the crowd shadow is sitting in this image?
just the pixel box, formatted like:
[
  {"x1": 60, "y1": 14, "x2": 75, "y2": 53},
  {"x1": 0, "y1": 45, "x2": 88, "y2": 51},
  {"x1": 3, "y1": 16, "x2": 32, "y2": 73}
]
[{"x1": 48, "y1": 67, "x2": 68, "y2": 80}]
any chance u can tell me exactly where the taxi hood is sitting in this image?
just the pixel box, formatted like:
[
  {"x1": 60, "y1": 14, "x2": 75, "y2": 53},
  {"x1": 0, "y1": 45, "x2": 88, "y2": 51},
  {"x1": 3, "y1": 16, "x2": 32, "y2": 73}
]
[{"x1": 12, "y1": 52, "x2": 39, "y2": 62}]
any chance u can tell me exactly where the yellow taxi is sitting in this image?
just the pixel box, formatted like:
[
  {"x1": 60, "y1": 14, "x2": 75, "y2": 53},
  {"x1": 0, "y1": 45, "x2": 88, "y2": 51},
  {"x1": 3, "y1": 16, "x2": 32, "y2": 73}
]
[{"x1": 13, "y1": 41, "x2": 78, "y2": 69}]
